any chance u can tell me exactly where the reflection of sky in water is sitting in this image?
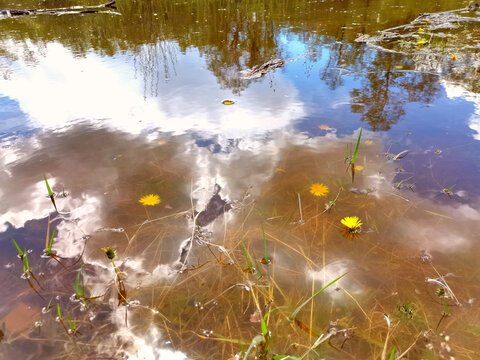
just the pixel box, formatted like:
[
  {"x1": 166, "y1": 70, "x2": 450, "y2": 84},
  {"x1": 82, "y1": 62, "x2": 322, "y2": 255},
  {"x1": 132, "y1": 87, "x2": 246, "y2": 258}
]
[
  {"x1": 2, "y1": 32, "x2": 480, "y2": 359},
  {"x1": 0, "y1": 41, "x2": 305, "y2": 144}
]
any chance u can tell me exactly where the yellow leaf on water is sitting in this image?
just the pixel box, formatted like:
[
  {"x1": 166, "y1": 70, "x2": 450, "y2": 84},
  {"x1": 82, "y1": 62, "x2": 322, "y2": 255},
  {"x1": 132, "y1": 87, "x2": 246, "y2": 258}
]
[
  {"x1": 318, "y1": 124, "x2": 329, "y2": 130},
  {"x1": 222, "y1": 100, "x2": 235, "y2": 105},
  {"x1": 395, "y1": 65, "x2": 403, "y2": 69},
  {"x1": 417, "y1": 40, "x2": 426, "y2": 45},
  {"x1": 451, "y1": 54, "x2": 457, "y2": 61}
]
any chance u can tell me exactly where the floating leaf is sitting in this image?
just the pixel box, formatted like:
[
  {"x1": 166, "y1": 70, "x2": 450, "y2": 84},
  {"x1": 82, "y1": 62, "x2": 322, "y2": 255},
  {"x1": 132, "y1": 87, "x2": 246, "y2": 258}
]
[
  {"x1": 417, "y1": 40, "x2": 426, "y2": 45},
  {"x1": 222, "y1": 100, "x2": 234, "y2": 105}
]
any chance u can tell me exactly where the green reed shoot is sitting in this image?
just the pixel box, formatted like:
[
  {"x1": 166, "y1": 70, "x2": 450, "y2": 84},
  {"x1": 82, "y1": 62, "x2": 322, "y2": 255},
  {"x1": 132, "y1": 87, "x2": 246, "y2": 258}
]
[
  {"x1": 45, "y1": 297, "x2": 53, "y2": 312},
  {"x1": 11, "y1": 238, "x2": 24, "y2": 258},
  {"x1": 389, "y1": 346, "x2": 396, "y2": 360},
  {"x1": 43, "y1": 175, "x2": 57, "y2": 211},
  {"x1": 442, "y1": 185, "x2": 455, "y2": 196},
  {"x1": 241, "y1": 238, "x2": 253, "y2": 271},
  {"x1": 46, "y1": 227, "x2": 56, "y2": 256},
  {"x1": 289, "y1": 273, "x2": 347, "y2": 321},
  {"x1": 261, "y1": 310, "x2": 273, "y2": 337},
  {"x1": 351, "y1": 128, "x2": 362, "y2": 165},
  {"x1": 74, "y1": 264, "x2": 85, "y2": 299},
  {"x1": 23, "y1": 250, "x2": 30, "y2": 273},
  {"x1": 443, "y1": 299, "x2": 450, "y2": 315},
  {"x1": 67, "y1": 314, "x2": 76, "y2": 333},
  {"x1": 261, "y1": 224, "x2": 269, "y2": 264},
  {"x1": 436, "y1": 299, "x2": 451, "y2": 330},
  {"x1": 57, "y1": 304, "x2": 62, "y2": 320}
]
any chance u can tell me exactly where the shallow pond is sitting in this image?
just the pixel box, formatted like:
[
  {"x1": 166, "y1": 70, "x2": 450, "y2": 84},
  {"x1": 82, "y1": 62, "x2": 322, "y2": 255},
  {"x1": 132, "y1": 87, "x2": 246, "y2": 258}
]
[{"x1": 1, "y1": 0, "x2": 480, "y2": 359}]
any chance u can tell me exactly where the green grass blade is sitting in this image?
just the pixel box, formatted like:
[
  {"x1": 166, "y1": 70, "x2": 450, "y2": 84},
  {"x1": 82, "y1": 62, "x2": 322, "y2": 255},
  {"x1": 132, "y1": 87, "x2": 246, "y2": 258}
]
[
  {"x1": 47, "y1": 228, "x2": 55, "y2": 255},
  {"x1": 351, "y1": 128, "x2": 362, "y2": 165},
  {"x1": 289, "y1": 273, "x2": 347, "y2": 320},
  {"x1": 11, "y1": 238, "x2": 24, "y2": 257},
  {"x1": 23, "y1": 250, "x2": 30, "y2": 272},
  {"x1": 241, "y1": 238, "x2": 253, "y2": 270},
  {"x1": 67, "y1": 315, "x2": 75, "y2": 331},
  {"x1": 74, "y1": 264, "x2": 85, "y2": 298},
  {"x1": 261, "y1": 224, "x2": 268, "y2": 264},
  {"x1": 389, "y1": 346, "x2": 396, "y2": 360},
  {"x1": 44, "y1": 175, "x2": 57, "y2": 211},
  {"x1": 261, "y1": 312, "x2": 269, "y2": 336},
  {"x1": 44, "y1": 175, "x2": 54, "y2": 197},
  {"x1": 57, "y1": 304, "x2": 62, "y2": 320},
  {"x1": 443, "y1": 299, "x2": 450, "y2": 315}
]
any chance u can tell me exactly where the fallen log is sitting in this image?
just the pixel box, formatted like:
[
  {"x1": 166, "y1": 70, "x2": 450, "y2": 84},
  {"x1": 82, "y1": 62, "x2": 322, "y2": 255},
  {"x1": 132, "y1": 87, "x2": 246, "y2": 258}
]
[
  {"x1": 0, "y1": 0, "x2": 117, "y2": 19},
  {"x1": 241, "y1": 58, "x2": 298, "y2": 79}
]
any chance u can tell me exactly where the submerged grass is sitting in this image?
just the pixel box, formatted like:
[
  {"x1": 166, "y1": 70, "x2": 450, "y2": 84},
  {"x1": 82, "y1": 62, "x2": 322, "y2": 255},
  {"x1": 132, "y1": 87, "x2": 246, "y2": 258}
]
[
  {"x1": 351, "y1": 128, "x2": 362, "y2": 165},
  {"x1": 261, "y1": 224, "x2": 269, "y2": 265},
  {"x1": 289, "y1": 273, "x2": 347, "y2": 321},
  {"x1": 46, "y1": 227, "x2": 55, "y2": 256},
  {"x1": 74, "y1": 264, "x2": 85, "y2": 299},
  {"x1": 349, "y1": 128, "x2": 362, "y2": 182},
  {"x1": 5, "y1": 138, "x2": 478, "y2": 360}
]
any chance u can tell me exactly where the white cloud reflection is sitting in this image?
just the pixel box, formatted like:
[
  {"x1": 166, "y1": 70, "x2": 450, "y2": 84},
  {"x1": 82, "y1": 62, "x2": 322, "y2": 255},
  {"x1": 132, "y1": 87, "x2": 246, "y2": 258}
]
[
  {"x1": 442, "y1": 80, "x2": 480, "y2": 141},
  {"x1": 0, "y1": 40, "x2": 305, "y2": 139}
]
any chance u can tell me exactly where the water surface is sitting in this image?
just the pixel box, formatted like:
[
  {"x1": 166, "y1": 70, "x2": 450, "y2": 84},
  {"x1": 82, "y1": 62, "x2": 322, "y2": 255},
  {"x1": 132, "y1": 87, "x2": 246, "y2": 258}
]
[{"x1": 1, "y1": 0, "x2": 480, "y2": 359}]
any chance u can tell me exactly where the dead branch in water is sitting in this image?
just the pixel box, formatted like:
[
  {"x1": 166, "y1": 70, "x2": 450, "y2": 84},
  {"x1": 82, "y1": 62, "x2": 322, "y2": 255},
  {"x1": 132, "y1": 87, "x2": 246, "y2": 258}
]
[
  {"x1": 241, "y1": 58, "x2": 298, "y2": 79},
  {"x1": 0, "y1": 0, "x2": 118, "y2": 19}
]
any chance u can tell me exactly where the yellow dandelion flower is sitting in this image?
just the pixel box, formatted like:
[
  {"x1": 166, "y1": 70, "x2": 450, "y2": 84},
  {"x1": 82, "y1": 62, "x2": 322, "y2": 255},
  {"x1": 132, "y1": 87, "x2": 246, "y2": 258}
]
[
  {"x1": 340, "y1": 216, "x2": 363, "y2": 239},
  {"x1": 341, "y1": 216, "x2": 362, "y2": 229},
  {"x1": 310, "y1": 183, "x2": 329, "y2": 197},
  {"x1": 139, "y1": 194, "x2": 161, "y2": 206}
]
